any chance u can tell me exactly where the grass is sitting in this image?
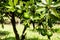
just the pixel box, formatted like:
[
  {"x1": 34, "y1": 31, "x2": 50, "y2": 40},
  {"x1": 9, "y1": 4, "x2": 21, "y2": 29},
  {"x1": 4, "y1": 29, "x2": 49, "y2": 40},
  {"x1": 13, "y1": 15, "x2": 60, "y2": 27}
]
[{"x1": 0, "y1": 24, "x2": 60, "y2": 40}]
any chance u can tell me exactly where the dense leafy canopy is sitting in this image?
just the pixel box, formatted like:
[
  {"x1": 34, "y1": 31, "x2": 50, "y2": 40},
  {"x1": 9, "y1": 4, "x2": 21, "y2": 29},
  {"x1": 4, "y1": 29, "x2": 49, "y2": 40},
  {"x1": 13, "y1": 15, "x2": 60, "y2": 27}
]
[{"x1": 0, "y1": 0, "x2": 60, "y2": 40}]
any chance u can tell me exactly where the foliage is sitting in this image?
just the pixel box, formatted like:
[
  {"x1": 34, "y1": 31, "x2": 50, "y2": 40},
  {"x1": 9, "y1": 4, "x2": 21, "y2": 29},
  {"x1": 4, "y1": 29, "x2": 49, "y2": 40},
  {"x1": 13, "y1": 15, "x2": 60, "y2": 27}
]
[{"x1": 0, "y1": 0, "x2": 60, "y2": 40}]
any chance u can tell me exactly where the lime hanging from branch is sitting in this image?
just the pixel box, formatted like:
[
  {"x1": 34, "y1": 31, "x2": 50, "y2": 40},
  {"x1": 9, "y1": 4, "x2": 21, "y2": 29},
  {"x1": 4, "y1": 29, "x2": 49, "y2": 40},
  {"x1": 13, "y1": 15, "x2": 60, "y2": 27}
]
[
  {"x1": 41, "y1": 29, "x2": 47, "y2": 36},
  {"x1": 23, "y1": 12, "x2": 30, "y2": 19},
  {"x1": 47, "y1": 30, "x2": 53, "y2": 37}
]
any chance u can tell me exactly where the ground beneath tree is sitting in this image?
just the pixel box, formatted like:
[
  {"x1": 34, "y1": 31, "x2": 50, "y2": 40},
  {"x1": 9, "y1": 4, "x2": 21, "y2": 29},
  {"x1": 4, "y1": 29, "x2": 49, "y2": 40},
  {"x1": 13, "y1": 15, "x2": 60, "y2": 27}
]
[{"x1": 0, "y1": 24, "x2": 60, "y2": 40}]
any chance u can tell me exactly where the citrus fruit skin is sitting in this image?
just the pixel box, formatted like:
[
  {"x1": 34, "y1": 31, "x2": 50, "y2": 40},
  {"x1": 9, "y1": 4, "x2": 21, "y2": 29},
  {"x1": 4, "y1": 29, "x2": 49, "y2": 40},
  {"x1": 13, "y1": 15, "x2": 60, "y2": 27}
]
[
  {"x1": 24, "y1": 12, "x2": 30, "y2": 19},
  {"x1": 41, "y1": 30, "x2": 46, "y2": 36},
  {"x1": 47, "y1": 30, "x2": 53, "y2": 37}
]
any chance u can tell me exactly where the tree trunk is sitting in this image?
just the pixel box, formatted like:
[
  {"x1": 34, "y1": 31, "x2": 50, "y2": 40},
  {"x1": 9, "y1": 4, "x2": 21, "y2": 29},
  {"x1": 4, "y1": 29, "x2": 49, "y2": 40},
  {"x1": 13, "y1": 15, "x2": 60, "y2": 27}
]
[
  {"x1": 32, "y1": 22, "x2": 35, "y2": 29},
  {"x1": 48, "y1": 36, "x2": 50, "y2": 40},
  {"x1": 21, "y1": 25, "x2": 27, "y2": 40},
  {"x1": 11, "y1": 12, "x2": 20, "y2": 40}
]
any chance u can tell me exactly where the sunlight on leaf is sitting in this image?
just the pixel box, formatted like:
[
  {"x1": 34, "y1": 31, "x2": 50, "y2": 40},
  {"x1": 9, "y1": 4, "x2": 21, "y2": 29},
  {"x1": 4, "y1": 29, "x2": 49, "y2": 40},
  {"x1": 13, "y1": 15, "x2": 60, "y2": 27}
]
[
  {"x1": 14, "y1": 0, "x2": 18, "y2": 6},
  {"x1": 51, "y1": 9, "x2": 60, "y2": 19},
  {"x1": 8, "y1": 0, "x2": 13, "y2": 6}
]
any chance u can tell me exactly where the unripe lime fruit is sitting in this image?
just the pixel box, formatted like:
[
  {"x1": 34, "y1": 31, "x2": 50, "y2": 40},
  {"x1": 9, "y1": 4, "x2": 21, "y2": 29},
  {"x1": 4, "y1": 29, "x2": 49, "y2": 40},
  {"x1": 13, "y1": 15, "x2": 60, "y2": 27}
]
[
  {"x1": 47, "y1": 30, "x2": 53, "y2": 37},
  {"x1": 24, "y1": 12, "x2": 30, "y2": 19},
  {"x1": 41, "y1": 30, "x2": 46, "y2": 36}
]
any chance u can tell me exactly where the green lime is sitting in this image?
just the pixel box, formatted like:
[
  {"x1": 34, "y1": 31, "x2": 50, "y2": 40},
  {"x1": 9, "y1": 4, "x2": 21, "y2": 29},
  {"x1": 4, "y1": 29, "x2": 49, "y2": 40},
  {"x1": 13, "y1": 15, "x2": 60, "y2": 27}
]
[
  {"x1": 47, "y1": 30, "x2": 53, "y2": 37},
  {"x1": 24, "y1": 12, "x2": 30, "y2": 19},
  {"x1": 41, "y1": 30, "x2": 46, "y2": 36}
]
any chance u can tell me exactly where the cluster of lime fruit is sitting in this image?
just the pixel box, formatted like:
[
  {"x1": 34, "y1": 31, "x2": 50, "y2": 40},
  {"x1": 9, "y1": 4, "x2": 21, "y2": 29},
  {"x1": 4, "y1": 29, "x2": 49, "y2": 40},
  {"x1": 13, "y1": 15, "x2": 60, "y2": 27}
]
[{"x1": 41, "y1": 29, "x2": 53, "y2": 37}]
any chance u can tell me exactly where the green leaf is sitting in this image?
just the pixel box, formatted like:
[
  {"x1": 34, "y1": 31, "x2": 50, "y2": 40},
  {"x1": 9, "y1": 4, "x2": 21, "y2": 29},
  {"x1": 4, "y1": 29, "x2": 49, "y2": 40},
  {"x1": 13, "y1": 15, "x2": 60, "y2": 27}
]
[
  {"x1": 40, "y1": 13, "x2": 45, "y2": 20},
  {"x1": 30, "y1": 0, "x2": 34, "y2": 4},
  {"x1": 51, "y1": 8, "x2": 60, "y2": 19},
  {"x1": 19, "y1": 1, "x2": 23, "y2": 6},
  {"x1": 46, "y1": 0, "x2": 52, "y2": 5},
  {"x1": 5, "y1": 6, "x2": 12, "y2": 9},
  {"x1": 7, "y1": 7, "x2": 15, "y2": 12},
  {"x1": 49, "y1": 14, "x2": 60, "y2": 21},
  {"x1": 36, "y1": 8, "x2": 45, "y2": 13},
  {"x1": 14, "y1": 0, "x2": 18, "y2": 6},
  {"x1": 8, "y1": 0, "x2": 13, "y2": 6},
  {"x1": 41, "y1": 0, "x2": 47, "y2": 4},
  {"x1": 54, "y1": 3, "x2": 60, "y2": 7}
]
